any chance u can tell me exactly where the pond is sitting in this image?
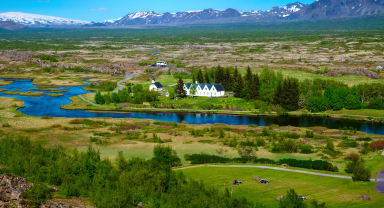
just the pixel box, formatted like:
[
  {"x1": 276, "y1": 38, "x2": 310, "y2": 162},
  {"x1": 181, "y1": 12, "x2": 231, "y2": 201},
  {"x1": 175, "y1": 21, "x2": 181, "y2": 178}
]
[{"x1": 0, "y1": 79, "x2": 384, "y2": 135}]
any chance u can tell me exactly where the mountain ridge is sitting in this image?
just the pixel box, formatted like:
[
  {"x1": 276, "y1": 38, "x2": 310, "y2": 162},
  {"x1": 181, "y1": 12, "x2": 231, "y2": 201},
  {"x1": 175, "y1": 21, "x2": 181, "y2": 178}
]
[{"x1": 1, "y1": 0, "x2": 384, "y2": 28}]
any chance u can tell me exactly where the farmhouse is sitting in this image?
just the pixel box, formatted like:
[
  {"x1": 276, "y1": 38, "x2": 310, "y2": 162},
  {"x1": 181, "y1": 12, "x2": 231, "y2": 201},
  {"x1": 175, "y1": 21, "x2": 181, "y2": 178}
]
[
  {"x1": 184, "y1": 82, "x2": 225, "y2": 97},
  {"x1": 149, "y1": 78, "x2": 163, "y2": 92},
  {"x1": 156, "y1": 61, "x2": 167, "y2": 67}
]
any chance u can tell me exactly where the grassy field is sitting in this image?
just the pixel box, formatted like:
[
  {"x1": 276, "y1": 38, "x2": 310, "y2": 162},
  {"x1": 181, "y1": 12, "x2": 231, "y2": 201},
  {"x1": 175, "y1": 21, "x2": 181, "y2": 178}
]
[
  {"x1": 238, "y1": 68, "x2": 384, "y2": 86},
  {"x1": 181, "y1": 166, "x2": 384, "y2": 208}
]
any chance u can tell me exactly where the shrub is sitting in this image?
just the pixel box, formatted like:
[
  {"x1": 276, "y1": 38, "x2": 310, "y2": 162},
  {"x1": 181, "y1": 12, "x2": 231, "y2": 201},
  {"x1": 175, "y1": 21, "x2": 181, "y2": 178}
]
[
  {"x1": 369, "y1": 140, "x2": 384, "y2": 151},
  {"x1": 300, "y1": 144, "x2": 314, "y2": 154},
  {"x1": 272, "y1": 139, "x2": 298, "y2": 153},
  {"x1": 185, "y1": 154, "x2": 231, "y2": 164},
  {"x1": 338, "y1": 139, "x2": 358, "y2": 148},
  {"x1": 307, "y1": 96, "x2": 328, "y2": 112},
  {"x1": 278, "y1": 159, "x2": 338, "y2": 172},
  {"x1": 22, "y1": 183, "x2": 52, "y2": 207},
  {"x1": 305, "y1": 130, "x2": 314, "y2": 138}
]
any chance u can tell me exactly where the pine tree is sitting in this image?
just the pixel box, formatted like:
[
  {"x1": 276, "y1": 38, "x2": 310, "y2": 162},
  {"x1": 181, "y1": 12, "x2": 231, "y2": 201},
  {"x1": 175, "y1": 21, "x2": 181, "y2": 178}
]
[
  {"x1": 204, "y1": 72, "x2": 210, "y2": 83},
  {"x1": 176, "y1": 78, "x2": 186, "y2": 98},
  {"x1": 273, "y1": 81, "x2": 283, "y2": 105},
  {"x1": 223, "y1": 68, "x2": 231, "y2": 91},
  {"x1": 249, "y1": 74, "x2": 260, "y2": 99},
  {"x1": 192, "y1": 74, "x2": 196, "y2": 83},
  {"x1": 234, "y1": 73, "x2": 244, "y2": 98},
  {"x1": 197, "y1": 69, "x2": 204, "y2": 83},
  {"x1": 215, "y1": 65, "x2": 224, "y2": 84}
]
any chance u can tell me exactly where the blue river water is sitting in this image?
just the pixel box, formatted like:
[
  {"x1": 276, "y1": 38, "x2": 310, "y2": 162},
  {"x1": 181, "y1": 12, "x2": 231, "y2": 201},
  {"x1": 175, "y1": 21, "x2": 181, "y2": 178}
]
[{"x1": 0, "y1": 79, "x2": 384, "y2": 135}]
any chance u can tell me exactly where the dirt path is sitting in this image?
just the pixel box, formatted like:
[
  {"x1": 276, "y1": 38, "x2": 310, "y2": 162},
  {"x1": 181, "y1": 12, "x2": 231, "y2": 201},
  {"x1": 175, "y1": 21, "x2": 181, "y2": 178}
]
[
  {"x1": 78, "y1": 95, "x2": 102, "y2": 107},
  {"x1": 177, "y1": 164, "x2": 377, "y2": 182},
  {"x1": 113, "y1": 72, "x2": 139, "y2": 93}
]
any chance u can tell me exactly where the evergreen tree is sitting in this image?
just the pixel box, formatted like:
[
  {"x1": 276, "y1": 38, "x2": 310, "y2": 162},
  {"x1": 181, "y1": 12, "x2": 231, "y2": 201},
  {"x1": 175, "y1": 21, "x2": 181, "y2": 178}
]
[
  {"x1": 215, "y1": 65, "x2": 224, "y2": 84},
  {"x1": 273, "y1": 81, "x2": 283, "y2": 105},
  {"x1": 234, "y1": 73, "x2": 244, "y2": 98},
  {"x1": 274, "y1": 78, "x2": 300, "y2": 111},
  {"x1": 249, "y1": 74, "x2": 260, "y2": 99},
  {"x1": 192, "y1": 74, "x2": 196, "y2": 83},
  {"x1": 204, "y1": 72, "x2": 210, "y2": 83},
  {"x1": 223, "y1": 68, "x2": 231, "y2": 91},
  {"x1": 176, "y1": 78, "x2": 186, "y2": 98},
  {"x1": 197, "y1": 69, "x2": 204, "y2": 83}
]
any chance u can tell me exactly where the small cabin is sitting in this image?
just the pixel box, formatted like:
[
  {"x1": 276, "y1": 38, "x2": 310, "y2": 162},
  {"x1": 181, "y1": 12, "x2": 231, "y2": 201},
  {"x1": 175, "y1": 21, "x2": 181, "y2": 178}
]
[
  {"x1": 156, "y1": 61, "x2": 167, "y2": 67},
  {"x1": 149, "y1": 78, "x2": 163, "y2": 92}
]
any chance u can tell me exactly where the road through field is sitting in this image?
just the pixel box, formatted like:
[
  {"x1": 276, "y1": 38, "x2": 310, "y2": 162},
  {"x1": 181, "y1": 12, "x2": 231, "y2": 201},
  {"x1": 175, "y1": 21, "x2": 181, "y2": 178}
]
[{"x1": 177, "y1": 164, "x2": 377, "y2": 182}]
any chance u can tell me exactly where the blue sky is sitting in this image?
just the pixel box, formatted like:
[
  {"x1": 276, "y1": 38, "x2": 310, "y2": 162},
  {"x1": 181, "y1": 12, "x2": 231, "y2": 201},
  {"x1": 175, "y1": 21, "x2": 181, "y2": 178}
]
[{"x1": 1, "y1": 0, "x2": 315, "y2": 22}]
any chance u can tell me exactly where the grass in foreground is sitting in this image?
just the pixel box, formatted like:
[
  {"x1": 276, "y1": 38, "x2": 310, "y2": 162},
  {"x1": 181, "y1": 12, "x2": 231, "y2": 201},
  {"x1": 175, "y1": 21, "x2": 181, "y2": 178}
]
[{"x1": 181, "y1": 166, "x2": 384, "y2": 208}]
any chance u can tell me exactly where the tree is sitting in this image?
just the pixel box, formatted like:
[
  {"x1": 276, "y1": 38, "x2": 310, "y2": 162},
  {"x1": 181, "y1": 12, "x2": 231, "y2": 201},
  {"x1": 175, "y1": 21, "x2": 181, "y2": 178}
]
[
  {"x1": 249, "y1": 74, "x2": 260, "y2": 100},
  {"x1": 204, "y1": 71, "x2": 210, "y2": 83},
  {"x1": 190, "y1": 85, "x2": 197, "y2": 97},
  {"x1": 347, "y1": 159, "x2": 371, "y2": 181},
  {"x1": 307, "y1": 96, "x2": 328, "y2": 112},
  {"x1": 279, "y1": 189, "x2": 305, "y2": 208},
  {"x1": 152, "y1": 145, "x2": 181, "y2": 169},
  {"x1": 233, "y1": 72, "x2": 244, "y2": 98},
  {"x1": 274, "y1": 78, "x2": 300, "y2": 111},
  {"x1": 176, "y1": 78, "x2": 186, "y2": 98},
  {"x1": 311, "y1": 200, "x2": 327, "y2": 208},
  {"x1": 215, "y1": 65, "x2": 224, "y2": 84},
  {"x1": 94, "y1": 91, "x2": 105, "y2": 104},
  {"x1": 197, "y1": 69, "x2": 204, "y2": 83}
]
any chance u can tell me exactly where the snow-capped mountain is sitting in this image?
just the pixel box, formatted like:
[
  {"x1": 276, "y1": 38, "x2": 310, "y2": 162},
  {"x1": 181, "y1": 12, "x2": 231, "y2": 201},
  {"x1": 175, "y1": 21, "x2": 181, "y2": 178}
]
[
  {"x1": 294, "y1": 0, "x2": 384, "y2": 19},
  {"x1": 0, "y1": 12, "x2": 89, "y2": 27},
  {"x1": 108, "y1": 2, "x2": 306, "y2": 26}
]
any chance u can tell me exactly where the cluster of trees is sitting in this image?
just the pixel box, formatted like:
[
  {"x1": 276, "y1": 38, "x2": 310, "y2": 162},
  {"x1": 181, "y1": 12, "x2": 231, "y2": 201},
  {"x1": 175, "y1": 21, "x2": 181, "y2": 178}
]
[
  {"x1": 184, "y1": 153, "x2": 337, "y2": 172},
  {"x1": 344, "y1": 153, "x2": 371, "y2": 181},
  {"x1": 280, "y1": 189, "x2": 327, "y2": 208},
  {"x1": 95, "y1": 84, "x2": 159, "y2": 105},
  {"x1": 0, "y1": 137, "x2": 255, "y2": 208},
  {"x1": 193, "y1": 66, "x2": 384, "y2": 112}
]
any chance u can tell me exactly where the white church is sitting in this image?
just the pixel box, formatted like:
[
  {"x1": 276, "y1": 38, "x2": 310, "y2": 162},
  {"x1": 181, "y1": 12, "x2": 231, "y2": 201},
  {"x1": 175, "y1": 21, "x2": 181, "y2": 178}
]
[
  {"x1": 149, "y1": 78, "x2": 163, "y2": 92},
  {"x1": 184, "y1": 82, "x2": 225, "y2": 97}
]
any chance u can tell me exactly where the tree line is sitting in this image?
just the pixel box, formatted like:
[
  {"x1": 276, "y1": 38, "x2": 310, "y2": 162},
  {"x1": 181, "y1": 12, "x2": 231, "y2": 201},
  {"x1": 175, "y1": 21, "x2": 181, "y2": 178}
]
[
  {"x1": 95, "y1": 83, "x2": 159, "y2": 105},
  {"x1": 191, "y1": 66, "x2": 384, "y2": 112}
]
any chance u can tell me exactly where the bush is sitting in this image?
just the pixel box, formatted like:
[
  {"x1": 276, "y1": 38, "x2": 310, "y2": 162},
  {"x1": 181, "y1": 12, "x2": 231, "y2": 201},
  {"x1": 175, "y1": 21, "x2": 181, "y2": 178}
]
[
  {"x1": 300, "y1": 144, "x2": 314, "y2": 154},
  {"x1": 307, "y1": 96, "x2": 328, "y2": 112},
  {"x1": 338, "y1": 139, "x2": 358, "y2": 148},
  {"x1": 278, "y1": 159, "x2": 338, "y2": 172},
  {"x1": 272, "y1": 139, "x2": 298, "y2": 153},
  {"x1": 22, "y1": 183, "x2": 52, "y2": 207},
  {"x1": 369, "y1": 140, "x2": 384, "y2": 151},
  {"x1": 305, "y1": 130, "x2": 314, "y2": 138},
  {"x1": 184, "y1": 154, "x2": 231, "y2": 164}
]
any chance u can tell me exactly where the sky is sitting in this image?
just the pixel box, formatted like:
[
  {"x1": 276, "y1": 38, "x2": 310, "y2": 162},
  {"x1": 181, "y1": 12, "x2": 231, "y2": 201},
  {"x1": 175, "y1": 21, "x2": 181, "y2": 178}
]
[{"x1": 1, "y1": 0, "x2": 316, "y2": 22}]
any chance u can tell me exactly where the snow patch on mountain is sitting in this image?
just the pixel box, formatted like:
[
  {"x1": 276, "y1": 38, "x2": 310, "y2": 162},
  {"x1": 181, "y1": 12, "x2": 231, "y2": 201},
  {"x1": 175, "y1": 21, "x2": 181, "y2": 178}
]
[{"x1": 0, "y1": 12, "x2": 89, "y2": 26}]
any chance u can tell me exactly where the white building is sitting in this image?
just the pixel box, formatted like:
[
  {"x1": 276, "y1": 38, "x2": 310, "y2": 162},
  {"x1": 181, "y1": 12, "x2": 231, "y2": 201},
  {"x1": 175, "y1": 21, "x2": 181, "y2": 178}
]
[
  {"x1": 184, "y1": 82, "x2": 225, "y2": 97},
  {"x1": 149, "y1": 78, "x2": 163, "y2": 92},
  {"x1": 156, "y1": 61, "x2": 167, "y2": 67},
  {"x1": 377, "y1": 65, "x2": 383, "y2": 71}
]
